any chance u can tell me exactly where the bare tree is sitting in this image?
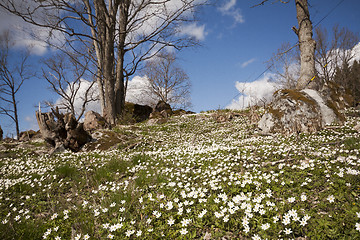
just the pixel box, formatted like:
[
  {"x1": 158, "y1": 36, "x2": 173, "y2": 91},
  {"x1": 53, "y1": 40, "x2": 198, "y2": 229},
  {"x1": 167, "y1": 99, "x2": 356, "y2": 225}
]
[
  {"x1": 0, "y1": 31, "x2": 34, "y2": 139},
  {"x1": 268, "y1": 42, "x2": 300, "y2": 89},
  {"x1": 315, "y1": 25, "x2": 359, "y2": 86},
  {"x1": 0, "y1": 0, "x2": 207, "y2": 125},
  {"x1": 142, "y1": 52, "x2": 192, "y2": 109},
  {"x1": 270, "y1": 25, "x2": 359, "y2": 90},
  {"x1": 253, "y1": 0, "x2": 316, "y2": 89},
  {"x1": 42, "y1": 51, "x2": 98, "y2": 120}
]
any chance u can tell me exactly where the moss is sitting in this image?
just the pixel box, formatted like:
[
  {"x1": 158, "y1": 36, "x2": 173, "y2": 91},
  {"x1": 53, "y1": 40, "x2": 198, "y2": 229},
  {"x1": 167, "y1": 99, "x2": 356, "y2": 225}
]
[
  {"x1": 281, "y1": 89, "x2": 317, "y2": 106},
  {"x1": 326, "y1": 100, "x2": 346, "y2": 122},
  {"x1": 97, "y1": 120, "x2": 107, "y2": 127},
  {"x1": 84, "y1": 128, "x2": 139, "y2": 151},
  {"x1": 268, "y1": 106, "x2": 284, "y2": 120},
  {"x1": 343, "y1": 93, "x2": 354, "y2": 107},
  {"x1": 327, "y1": 81, "x2": 354, "y2": 108},
  {"x1": 84, "y1": 131, "x2": 123, "y2": 151}
]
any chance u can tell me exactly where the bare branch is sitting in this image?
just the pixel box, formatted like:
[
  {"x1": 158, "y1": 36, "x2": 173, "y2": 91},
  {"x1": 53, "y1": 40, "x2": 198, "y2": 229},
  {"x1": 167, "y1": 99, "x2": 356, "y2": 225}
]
[
  {"x1": 0, "y1": 31, "x2": 33, "y2": 139},
  {"x1": 141, "y1": 51, "x2": 191, "y2": 109}
]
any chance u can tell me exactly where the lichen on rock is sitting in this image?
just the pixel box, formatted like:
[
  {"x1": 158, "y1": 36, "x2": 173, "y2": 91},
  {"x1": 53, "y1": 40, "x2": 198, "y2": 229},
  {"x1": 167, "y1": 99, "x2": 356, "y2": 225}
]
[{"x1": 258, "y1": 88, "x2": 344, "y2": 135}]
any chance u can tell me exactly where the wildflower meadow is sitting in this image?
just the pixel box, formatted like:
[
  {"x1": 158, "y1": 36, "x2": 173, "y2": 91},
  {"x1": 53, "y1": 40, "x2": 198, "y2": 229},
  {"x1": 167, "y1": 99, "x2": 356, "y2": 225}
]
[{"x1": 1, "y1": 108, "x2": 360, "y2": 239}]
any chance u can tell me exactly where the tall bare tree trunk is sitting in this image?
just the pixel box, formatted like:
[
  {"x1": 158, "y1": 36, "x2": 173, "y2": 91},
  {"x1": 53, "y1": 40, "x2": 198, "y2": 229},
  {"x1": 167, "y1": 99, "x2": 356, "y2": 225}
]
[
  {"x1": 94, "y1": 0, "x2": 118, "y2": 125},
  {"x1": 96, "y1": 69, "x2": 106, "y2": 116},
  {"x1": 114, "y1": 1, "x2": 129, "y2": 118},
  {"x1": 103, "y1": 40, "x2": 116, "y2": 125},
  {"x1": 12, "y1": 93, "x2": 20, "y2": 139},
  {"x1": 294, "y1": 0, "x2": 316, "y2": 89}
]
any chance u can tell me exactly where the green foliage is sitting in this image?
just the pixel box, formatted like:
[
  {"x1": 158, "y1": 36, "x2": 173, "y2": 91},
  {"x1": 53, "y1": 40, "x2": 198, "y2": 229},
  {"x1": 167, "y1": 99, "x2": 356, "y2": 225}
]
[
  {"x1": 94, "y1": 158, "x2": 130, "y2": 182},
  {"x1": 131, "y1": 154, "x2": 150, "y2": 165},
  {"x1": 343, "y1": 137, "x2": 360, "y2": 150},
  {"x1": 55, "y1": 163, "x2": 78, "y2": 179}
]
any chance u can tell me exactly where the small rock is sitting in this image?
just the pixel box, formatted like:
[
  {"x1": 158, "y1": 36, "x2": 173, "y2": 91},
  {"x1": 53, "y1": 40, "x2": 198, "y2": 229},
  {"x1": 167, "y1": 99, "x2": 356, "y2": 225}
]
[
  {"x1": 354, "y1": 122, "x2": 360, "y2": 132},
  {"x1": 147, "y1": 118, "x2": 168, "y2": 126},
  {"x1": 203, "y1": 232, "x2": 211, "y2": 240}
]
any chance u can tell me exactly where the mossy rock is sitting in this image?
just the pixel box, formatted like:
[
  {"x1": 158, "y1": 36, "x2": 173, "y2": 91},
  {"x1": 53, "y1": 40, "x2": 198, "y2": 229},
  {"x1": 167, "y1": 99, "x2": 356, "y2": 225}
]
[
  {"x1": 259, "y1": 89, "x2": 341, "y2": 135},
  {"x1": 122, "y1": 102, "x2": 152, "y2": 124}
]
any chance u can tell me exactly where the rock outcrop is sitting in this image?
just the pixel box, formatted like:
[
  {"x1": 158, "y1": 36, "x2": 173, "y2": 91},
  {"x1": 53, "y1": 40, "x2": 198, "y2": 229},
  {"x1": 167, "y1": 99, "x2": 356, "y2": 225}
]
[
  {"x1": 147, "y1": 101, "x2": 173, "y2": 125},
  {"x1": 154, "y1": 101, "x2": 173, "y2": 116},
  {"x1": 123, "y1": 102, "x2": 153, "y2": 123},
  {"x1": 83, "y1": 111, "x2": 108, "y2": 131},
  {"x1": 133, "y1": 104, "x2": 153, "y2": 122},
  {"x1": 19, "y1": 130, "x2": 42, "y2": 141},
  {"x1": 258, "y1": 89, "x2": 343, "y2": 135}
]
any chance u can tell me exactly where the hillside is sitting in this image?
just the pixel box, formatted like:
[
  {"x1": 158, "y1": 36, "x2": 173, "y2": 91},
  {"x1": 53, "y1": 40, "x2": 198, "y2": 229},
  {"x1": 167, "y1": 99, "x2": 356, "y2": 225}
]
[{"x1": 0, "y1": 108, "x2": 360, "y2": 239}]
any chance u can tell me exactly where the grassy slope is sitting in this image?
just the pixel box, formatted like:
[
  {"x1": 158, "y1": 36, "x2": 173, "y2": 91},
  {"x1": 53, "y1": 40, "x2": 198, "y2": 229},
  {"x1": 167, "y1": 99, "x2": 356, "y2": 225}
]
[{"x1": 0, "y1": 109, "x2": 359, "y2": 240}]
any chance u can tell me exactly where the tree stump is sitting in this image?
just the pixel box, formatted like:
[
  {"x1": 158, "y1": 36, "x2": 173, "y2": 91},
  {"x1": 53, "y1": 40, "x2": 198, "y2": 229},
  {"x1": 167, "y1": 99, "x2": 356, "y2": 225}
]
[{"x1": 36, "y1": 107, "x2": 91, "y2": 153}]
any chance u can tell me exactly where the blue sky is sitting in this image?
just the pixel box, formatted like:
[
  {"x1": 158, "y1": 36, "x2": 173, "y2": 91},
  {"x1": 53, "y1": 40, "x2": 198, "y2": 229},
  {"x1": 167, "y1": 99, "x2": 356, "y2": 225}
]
[
  {"x1": 0, "y1": 0, "x2": 360, "y2": 137},
  {"x1": 179, "y1": 0, "x2": 360, "y2": 112}
]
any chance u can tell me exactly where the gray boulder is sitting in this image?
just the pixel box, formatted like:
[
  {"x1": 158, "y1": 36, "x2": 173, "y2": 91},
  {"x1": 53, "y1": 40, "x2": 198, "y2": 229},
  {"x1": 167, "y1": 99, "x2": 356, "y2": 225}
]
[
  {"x1": 258, "y1": 89, "x2": 343, "y2": 135},
  {"x1": 83, "y1": 111, "x2": 108, "y2": 131}
]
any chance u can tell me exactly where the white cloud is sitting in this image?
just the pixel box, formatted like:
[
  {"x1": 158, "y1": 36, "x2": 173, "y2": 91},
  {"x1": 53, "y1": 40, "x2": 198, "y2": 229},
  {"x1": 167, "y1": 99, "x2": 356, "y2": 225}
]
[
  {"x1": 179, "y1": 23, "x2": 207, "y2": 41},
  {"x1": 127, "y1": 0, "x2": 207, "y2": 43},
  {"x1": 219, "y1": 0, "x2": 245, "y2": 25},
  {"x1": 55, "y1": 79, "x2": 101, "y2": 118},
  {"x1": 0, "y1": 3, "x2": 65, "y2": 55},
  {"x1": 227, "y1": 74, "x2": 279, "y2": 110},
  {"x1": 24, "y1": 115, "x2": 39, "y2": 131},
  {"x1": 219, "y1": 0, "x2": 237, "y2": 12},
  {"x1": 241, "y1": 58, "x2": 256, "y2": 68},
  {"x1": 125, "y1": 76, "x2": 158, "y2": 107}
]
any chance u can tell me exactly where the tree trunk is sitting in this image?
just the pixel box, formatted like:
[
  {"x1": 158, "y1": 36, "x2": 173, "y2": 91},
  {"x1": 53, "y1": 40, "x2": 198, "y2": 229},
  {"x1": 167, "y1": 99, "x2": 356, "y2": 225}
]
[
  {"x1": 294, "y1": 0, "x2": 316, "y2": 89},
  {"x1": 84, "y1": 0, "x2": 106, "y2": 116},
  {"x1": 93, "y1": 0, "x2": 118, "y2": 125},
  {"x1": 103, "y1": 35, "x2": 116, "y2": 125},
  {"x1": 96, "y1": 70, "x2": 106, "y2": 116},
  {"x1": 114, "y1": 1, "x2": 129, "y2": 119},
  {"x1": 12, "y1": 92, "x2": 20, "y2": 140}
]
